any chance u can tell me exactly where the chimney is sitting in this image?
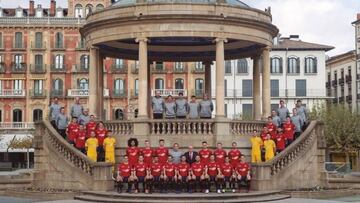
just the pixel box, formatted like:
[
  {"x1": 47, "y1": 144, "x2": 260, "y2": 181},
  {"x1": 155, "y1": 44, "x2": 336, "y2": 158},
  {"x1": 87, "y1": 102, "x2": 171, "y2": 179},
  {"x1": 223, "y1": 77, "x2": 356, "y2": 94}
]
[
  {"x1": 29, "y1": 0, "x2": 35, "y2": 16},
  {"x1": 357, "y1": 13, "x2": 360, "y2": 20},
  {"x1": 50, "y1": 0, "x2": 56, "y2": 17}
]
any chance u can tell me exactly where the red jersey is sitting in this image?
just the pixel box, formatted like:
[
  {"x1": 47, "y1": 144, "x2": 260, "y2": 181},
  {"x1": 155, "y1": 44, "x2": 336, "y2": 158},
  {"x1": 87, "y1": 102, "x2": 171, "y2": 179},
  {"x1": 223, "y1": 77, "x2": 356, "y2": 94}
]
[
  {"x1": 155, "y1": 147, "x2": 168, "y2": 165},
  {"x1": 74, "y1": 130, "x2": 86, "y2": 148},
  {"x1": 275, "y1": 133, "x2": 286, "y2": 150},
  {"x1": 221, "y1": 163, "x2": 233, "y2": 177},
  {"x1": 134, "y1": 162, "x2": 147, "y2": 177},
  {"x1": 191, "y1": 162, "x2": 205, "y2": 177},
  {"x1": 164, "y1": 162, "x2": 176, "y2": 177},
  {"x1": 150, "y1": 162, "x2": 163, "y2": 177},
  {"x1": 141, "y1": 148, "x2": 154, "y2": 166},
  {"x1": 236, "y1": 162, "x2": 250, "y2": 177},
  {"x1": 177, "y1": 162, "x2": 190, "y2": 177},
  {"x1": 95, "y1": 128, "x2": 107, "y2": 146},
  {"x1": 261, "y1": 131, "x2": 270, "y2": 141},
  {"x1": 228, "y1": 149, "x2": 241, "y2": 168},
  {"x1": 126, "y1": 147, "x2": 140, "y2": 167},
  {"x1": 198, "y1": 149, "x2": 212, "y2": 165},
  {"x1": 207, "y1": 161, "x2": 219, "y2": 176},
  {"x1": 67, "y1": 123, "x2": 79, "y2": 142},
  {"x1": 283, "y1": 122, "x2": 295, "y2": 140},
  {"x1": 118, "y1": 163, "x2": 132, "y2": 177},
  {"x1": 214, "y1": 149, "x2": 227, "y2": 164},
  {"x1": 266, "y1": 123, "x2": 277, "y2": 139},
  {"x1": 86, "y1": 121, "x2": 97, "y2": 138}
]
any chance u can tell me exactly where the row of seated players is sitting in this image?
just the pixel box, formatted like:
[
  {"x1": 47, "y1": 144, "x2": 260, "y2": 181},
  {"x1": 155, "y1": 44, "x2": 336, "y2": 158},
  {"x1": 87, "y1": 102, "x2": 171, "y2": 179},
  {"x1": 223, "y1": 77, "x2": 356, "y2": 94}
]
[{"x1": 116, "y1": 154, "x2": 250, "y2": 194}]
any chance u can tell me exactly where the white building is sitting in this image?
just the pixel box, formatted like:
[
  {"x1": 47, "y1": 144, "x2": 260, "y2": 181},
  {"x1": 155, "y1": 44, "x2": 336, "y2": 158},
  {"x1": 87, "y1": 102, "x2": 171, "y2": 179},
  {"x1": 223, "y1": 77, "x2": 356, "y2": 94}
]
[
  {"x1": 211, "y1": 36, "x2": 334, "y2": 119},
  {"x1": 352, "y1": 13, "x2": 360, "y2": 112}
]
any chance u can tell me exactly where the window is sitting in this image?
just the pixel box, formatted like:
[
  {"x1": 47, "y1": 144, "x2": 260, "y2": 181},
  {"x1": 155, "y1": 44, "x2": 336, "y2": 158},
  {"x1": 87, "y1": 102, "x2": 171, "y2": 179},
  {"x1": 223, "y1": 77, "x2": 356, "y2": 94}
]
[
  {"x1": 0, "y1": 9, "x2": 3, "y2": 17},
  {"x1": 327, "y1": 72, "x2": 331, "y2": 82},
  {"x1": 80, "y1": 55, "x2": 89, "y2": 69},
  {"x1": 34, "y1": 54, "x2": 43, "y2": 70},
  {"x1": 287, "y1": 57, "x2": 299, "y2": 74},
  {"x1": 34, "y1": 80, "x2": 43, "y2": 95},
  {"x1": 348, "y1": 66, "x2": 352, "y2": 76},
  {"x1": 56, "y1": 8, "x2": 63, "y2": 17},
  {"x1": 13, "y1": 80, "x2": 23, "y2": 91},
  {"x1": 175, "y1": 78, "x2": 184, "y2": 89},
  {"x1": 15, "y1": 32, "x2": 23, "y2": 48},
  {"x1": 134, "y1": 109, "x2": 138, "y2": 118},
  {"x1": 33, "y1": 109, "x2": 43, "y2": 122},
  {"x1": 114, "y1": 79, "x2": 125, "y2": 95},
  {"x1": 271, "y1": 57, "x2": 282, "y2": 74},
  {"x1": 195, "y1": 78, "x2": 204, "y2": 96},
  {"x1": 225, "y1": 60, "x2": 232, "y2": 74},
  {"x1": 114, "y1": 59, "x2": 124, "y2": 69},
  {"x1": 75, "y1": 4, "x2": 83, "y2": 17},
  {"x1": 155, "y1": 62, "x2": 164, "y2": 70},
  {"x1": 225, "y1": 104, "x2": 227, "y2": 117},
  {"x1": 96, "y1": 4, "x2": 104, "y2": 11},
  {"x1": 242, "y1": 79, "x2": 253, "y2": 97},
  {"x1": 134, "y1": 79, "x2": 139, "y2": 96},
  {"x1": 0, "y1": 32, "x2": 3, "y2": 48},
  {"x1": 52, "y1": 78, "x2": 63, "y2": 96},
  {"x1": 14, "y1": 54, "x2": 23, "y2": 69},
  {"x1": 334, "y1": 71, "x2": 337, "y2": 80},
  {"x1": 224, "y1": 79, "x2": 227, "y2": 97},
  {"x1": 114, "y1": 109, "x2": 124, "y2": 120},
  {"x1": 36, "y1": 7, "x2": 43, "y2": 17},
  {"x1": 55, "y1": 55, "x2": 64, "y2": 69},
  {"x1": 305, "y1": 57, "x2": 317, "y2": 74},
  {"x1": 242, "y1": 104, "x2": 253, "y2": 118},
  {"x1": 174, "y1": 62, "x2": 184, "y2": 70},
  {"x1": 0, "y1": 109, "x2": 2, "y2": 122},
  {"x1": 16, "y1": 8, "x2": 23, "y2": 17},
  {"x1": 85, "y1": 4, "x2": 93, "y2": 16},
  {"x1": 341, "y1": 68, "x2": 344, "y2": 78},
  {"x1": 270, "y1": 80, "x2": 279, "y2": 97},
  {"x1": 296, "y1": 80, "x2": 307, "y2": 97},
  {"x1": 155, "y1": 78, "x2": 164, "y2": 90},
  {"x1": 237, "y1": 59, "x2": 248, "y2": 74},
  {"x1": 13, "y1": 109, "x2": 22, "y2": 122},
  {"x1": 78, "y1": 78, "x2": 89, "y2": 90},
  {"x1": 195, "y1": 62, "x2": 203, "y2": 70},
  {"x1": 55, "y1": 32, "x2": 63, "y2": 48},
  {"x1": 35, "y1": 32, "x2": 43, "y2": 48}
]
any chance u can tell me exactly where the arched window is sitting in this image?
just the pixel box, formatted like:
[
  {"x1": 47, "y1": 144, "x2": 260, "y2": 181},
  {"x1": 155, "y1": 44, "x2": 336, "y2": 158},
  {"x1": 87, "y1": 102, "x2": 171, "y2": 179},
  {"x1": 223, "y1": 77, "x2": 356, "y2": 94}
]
[
  {"x1": 155, "y1": 78, "x2": 164, "y2": 90},
  {"x1": 237, "y1": 59, "x2": 248, "y2": 74},
  {"x1": 14, "y1": 54, "x2": 23, "y2": 69},
  {"x1": 35, "y1": 32, "x2": 43, "y2": 48},
  {"x1": 34, "y1": 54, "x2": 43, "y2": 70},
  {"x1": 96, "y1": 4, "x2": 104, "y2": 11},
  {"x1": 114, "y1": 109, "x2": 124, "y2": 120},
  {"x1": 85, "y1": 4, "x2": 93, "y2": 16},
  {"x1": 55, "y1": 32, "x2": 63, "y2": 48},
  {"x1": 305, "y1": 57, "x2": 317, "y2": 74},
  {"x1": 175, "y1": 78, "x2": 184, "y2": 90},
  {"x1": 195, "y1": 78, "x2": 204, "y2": 96},
  {"x1": 287, "y1": 57, "x2": 300, "y2": 74},
  {"x1": 0, "y1": 32, "x2": 3, "y2": 48},
  {"x1": 15, "y1": 32, "x2": 23, "y2": 48},
  {"x1": 270, "y1": 57, "x2": 283, "y2": 74},
  {"x1": 33, "y1": 109, "x2": 43, "y2": 122},
  {"x1": 80, "y1": 55, "x2": 89, "y2": 70},
  {"x1": 114, "y1": 79, "x2": 125, "y2": 96},
  {"x1": 13, "y1": 109, "x2": 22, "y2": 122},
  {"x1": 78, "y1": 78, "x2": 89, "y2": 89},
  {"x1": 52, "y1": 78, "x2": 63, "y2": 96},
  {"x1": 54, "y1": 54, "x2": 64, "y2": 69},
  {"x1": 74, "y1": 4, "x2": 83, "y2": 17}
]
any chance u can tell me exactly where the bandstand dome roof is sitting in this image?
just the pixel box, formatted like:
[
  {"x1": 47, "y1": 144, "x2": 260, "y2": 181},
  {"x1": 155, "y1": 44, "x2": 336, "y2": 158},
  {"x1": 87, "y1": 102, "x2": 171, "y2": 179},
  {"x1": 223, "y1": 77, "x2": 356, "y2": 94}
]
[{"x1": 111, "y1": 0, "x2": 250, "y2": 7}]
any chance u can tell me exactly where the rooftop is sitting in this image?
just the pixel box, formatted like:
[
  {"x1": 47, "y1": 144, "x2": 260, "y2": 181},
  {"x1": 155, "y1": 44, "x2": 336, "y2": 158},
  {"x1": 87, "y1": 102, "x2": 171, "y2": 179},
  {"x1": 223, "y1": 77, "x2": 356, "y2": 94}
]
[
  {"x1": 272, "y1": 38, "x2": 334, "y2": 51},
  {"x1": 111, "y1": 0, "x2": 250, "y2": 7}
]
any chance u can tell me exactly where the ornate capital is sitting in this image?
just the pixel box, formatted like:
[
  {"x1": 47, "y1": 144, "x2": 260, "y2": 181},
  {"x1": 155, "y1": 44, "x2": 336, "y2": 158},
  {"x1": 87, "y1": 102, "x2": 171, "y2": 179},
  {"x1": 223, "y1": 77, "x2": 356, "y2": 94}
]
[
  {"x1": 135, "y1": 37, "x2": 149, "y2": 43},
  {"x1": 214, "y1": 37, "x2": 228, "y2": 43}
]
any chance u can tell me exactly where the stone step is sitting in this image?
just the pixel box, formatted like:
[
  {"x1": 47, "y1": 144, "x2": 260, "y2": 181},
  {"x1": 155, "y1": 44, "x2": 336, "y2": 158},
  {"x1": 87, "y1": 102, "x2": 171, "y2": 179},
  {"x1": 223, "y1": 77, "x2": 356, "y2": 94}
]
[{"x1": 75, "y1": 194, "x2": 291, "y2": 203}]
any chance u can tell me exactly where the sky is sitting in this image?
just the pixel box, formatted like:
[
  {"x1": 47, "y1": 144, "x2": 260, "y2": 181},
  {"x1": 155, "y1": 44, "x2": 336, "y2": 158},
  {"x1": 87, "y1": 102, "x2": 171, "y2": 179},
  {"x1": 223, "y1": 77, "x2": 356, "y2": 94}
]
[{"x1": 0, "y1": 0, "x2": 359, "y2": 56}]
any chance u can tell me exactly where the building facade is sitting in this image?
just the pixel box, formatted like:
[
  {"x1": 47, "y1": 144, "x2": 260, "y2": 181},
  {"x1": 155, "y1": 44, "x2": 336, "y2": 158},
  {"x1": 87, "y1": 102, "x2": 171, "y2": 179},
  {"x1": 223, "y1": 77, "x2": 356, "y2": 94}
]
[{"x1": 352, "y1": 13, "x2": 360, "y2": 112}]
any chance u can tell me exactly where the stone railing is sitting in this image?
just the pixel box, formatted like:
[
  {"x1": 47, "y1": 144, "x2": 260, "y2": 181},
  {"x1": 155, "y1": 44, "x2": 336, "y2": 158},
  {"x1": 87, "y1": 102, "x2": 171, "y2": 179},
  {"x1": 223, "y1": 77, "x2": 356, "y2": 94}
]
[
  {"x1": 230, "y1": 120, "x2": 265, "y2": 134},
  {"x1": 103, "y1": 121, "x2": 134, "y2": 135},
  {"x1": 33, "y1": 121, "x2": 113, "y2": 191},
  {"x1": 149, "y1": 119, "x2": 214, "y2": 135},
  {"x1": 0, "y1": 17, "x2": 86, "y2": 26},
  {"x1": 0, "y1": 122, "x2": 35, "y2": 130}
]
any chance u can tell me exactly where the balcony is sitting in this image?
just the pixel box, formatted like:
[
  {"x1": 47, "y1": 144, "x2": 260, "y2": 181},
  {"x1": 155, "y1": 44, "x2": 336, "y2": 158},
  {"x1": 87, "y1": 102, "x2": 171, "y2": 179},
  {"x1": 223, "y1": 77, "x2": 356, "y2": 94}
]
[
  {"x1": 30, "y1": 64, "x2": 47, "y2": 74},
  {"x1": 326, "y1": 81, "x2": 331, "y2": 89},
  {"x1": 111, "y1": 64, "x2": 128, "y2": 74},
  {"x1": 11, "y1": 63, "x2": 27, "y2": 73},
  {"x1": 12, "y1": 42, "x2": 26, "y2": 51},
  {"x1": 192, "y1": 65, "x2": 205, "y2": 73},
  {"x1": 338, "y1": 77, "x2": 345, "y2": 85},
  {"x1": 0, "y1": 89, "x2": 26, "y2": 97},
  {"x1": 151, "y1": 89, "x2": 187, "y2": 97},
  {"x1": 0, "y1": 122, "x2": 35, "y2": 130},
  {"x1": 0, "y1": 62, "x2": 5, "y2": 73},
  {"x1": 51, "y1": 43, "x2": 65, "y2": 51},
  {"x1": 50, "y1": 90, "x2": 65, "y2": 98},
  {"x1": 346, "y1": 95, "x2": 352, "y2": 103},
  {"x1": 112, "y1": 90, "x2": 127, "y2": 98},
  {"x1": 29, "y1": 90, "x2": 47, "y2": 99},
  {"x1": 67, "y1": 89, "x2": 110, "y2": 97},
  {"x1": 173, "y1": 63, "x2": 187, "y2": 73},
  {"x1": 50, "y1": 64, "x2": 66, "y2": 73},
  {"x1": 152, "y1": 63, "x2": 167, "y2": 73},
  {"x1": 339, "y1": 96, "x2": 344, "y2": 103},
  {"x1": 72, "y1": 64, "x2": 89, "y2": 73},
  {"x1": 332, "y1": 79, "x2": 338, "y2": 87},
  {"x1": 75, "y1": 41, "x2": 87, "y2": 51},
  {"x1": 131, "y1": 64, "x2": 139, "y2": 74},
  {"x1": 31, "y1": 41, "x2": 46, "y2": 51},
  {"x1": 345, "y1": 75, "x2": 352, "y2": 84}
]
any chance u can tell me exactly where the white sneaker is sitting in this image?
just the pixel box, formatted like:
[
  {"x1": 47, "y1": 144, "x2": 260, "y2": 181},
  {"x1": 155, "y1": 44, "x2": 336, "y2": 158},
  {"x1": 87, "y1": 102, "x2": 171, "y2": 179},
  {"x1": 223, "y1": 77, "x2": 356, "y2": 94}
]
[
  {"x1": 217, "y1": 189, "x2": 221, "y2": 194},
  {"x1": 205, "y1": 189, "x2": 209, "y2": 194},
  {"x1": 232, "y1": 189, "x2": 236, "y2": 193},
  {"x1": 222, "y1": 189, "x2": 226, "y2": 193}
]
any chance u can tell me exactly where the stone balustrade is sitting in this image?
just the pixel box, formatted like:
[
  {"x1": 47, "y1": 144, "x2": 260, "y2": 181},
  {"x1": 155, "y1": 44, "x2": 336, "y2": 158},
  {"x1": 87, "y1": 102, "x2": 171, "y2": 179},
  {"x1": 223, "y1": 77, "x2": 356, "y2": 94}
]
[
  {"x1": 149, "y1": 119, "x2": 215, "y2": 135},
  {"x1": 230, "y1": 120, "x2": 265, "y2": 134},
  {"x1": 103, "y1": 121, "x2": 134, "y2": 135}
]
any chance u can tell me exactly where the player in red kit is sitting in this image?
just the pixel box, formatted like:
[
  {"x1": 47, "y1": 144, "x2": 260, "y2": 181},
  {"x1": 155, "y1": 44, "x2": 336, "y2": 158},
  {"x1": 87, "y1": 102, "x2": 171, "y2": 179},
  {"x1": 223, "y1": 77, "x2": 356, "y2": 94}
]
[
  {"x1": 126, "y1": 138, "x2": 140, "y2": 167},
  {"x1": 146, "y1": 156, "x2": 162, "y2": 193},
  {"x1": 228, "y1": 142, "x2": 241, "y2": 168},
  {"x1": 261, "y1": 126, "x2": 270, "y2": 141},
  {"x1": 205, "y1": 154, "x2": 221, "y2": 193},
  {"x1": 218, "y1": 156, "x2": 236, "y2": 193},
  {"x1": 275, "y1": 128, "x2": 286, "y2": 154},
  {"x1": 116, "y1": 155, "x2": 133, "y2": 193},
  {"x1": 199, "y1": 141, "x2": 212, "y2": 165},
  {"x1": 74, "y1": 124, "x2": 86, "y2": 153},
  {"x1": 266, "y1": 116, "x2": 277, "y2": 140},
  {"x1": 283, "y1": 116, "x2": 295, "y2": 147},
  {"x1": 133, "y1": 155, "x2": 147, "y2": 193},
  {"x1": 155, "y1": 139, "x2": 168, "y2": 165},
  {"x1": 214, "y1": 142, "x2": 227, "y2": 164},
  {"x1": 163, "y1": 155, "x2": 177, "y2": 193},
  {"x1": 141, "y1": 140, "x2": 154, "y2": 166},
  {"x1": 67, "y1": 117, "x2": 79, "y2": 145},
  {"x1": 176, "y1": 155, "x2": 191, "y2": 193},
  {"x1": 190, "y1": 155, "x2": 206, "y2": 193},
  {"x1": 95, "y1": 121, "x2": 107, "y2": 162},
  {"x1": 235, "y1": 155, "x2": 251, "y2": 192},
  {"x1": 85, "y1": 115, "x2": 97, "y2": 138}
]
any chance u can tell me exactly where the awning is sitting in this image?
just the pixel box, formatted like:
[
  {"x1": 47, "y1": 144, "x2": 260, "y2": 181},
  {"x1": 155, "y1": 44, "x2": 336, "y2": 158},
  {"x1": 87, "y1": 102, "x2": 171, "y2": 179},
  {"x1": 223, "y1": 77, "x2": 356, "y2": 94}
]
[
  {"x1": 0, "y1": 134, "x2": 34, "y2": 153},
  {"x1": 0, "y1": 78, "x2": 26, "y2": 80}
]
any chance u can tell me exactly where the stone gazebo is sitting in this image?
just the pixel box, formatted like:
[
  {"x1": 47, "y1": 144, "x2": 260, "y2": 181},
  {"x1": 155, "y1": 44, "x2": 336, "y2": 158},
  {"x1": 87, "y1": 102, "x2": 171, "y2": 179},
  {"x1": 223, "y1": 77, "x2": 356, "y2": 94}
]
[{"x1": 80, "y1": 0, "x2": 279, "y2": 122}]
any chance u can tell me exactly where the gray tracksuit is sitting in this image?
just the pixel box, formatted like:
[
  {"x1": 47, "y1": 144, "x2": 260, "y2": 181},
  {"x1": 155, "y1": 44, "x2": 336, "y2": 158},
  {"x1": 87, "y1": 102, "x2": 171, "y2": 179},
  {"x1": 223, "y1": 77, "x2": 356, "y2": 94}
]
[
  {"x1": 152, "y1": 96, "x2": 165, "y2": 114},
  {"x1": 175, "y1": 98, "x2": 188, "y2": 117},
  {"x1": 165, "y1": 102, "x2": 176, "y2": 118},
  {"x1": 49, "y1": 103, "x2": 61, "y2": 121},
  {"x1": 199, "y1": 100, "x2": 213, "y2": 118},
  {"x1": 56, "y1": 114, "x2": 69, "y2": 130},
  {"x1": 296, "y1": 106, "x2": 308, "y2": 122},
  {"x1": 291, "y1": 115, "x2": 304, "y2": 132},
  {"x1": 188, "y1": 102, "x2": 200, "y2": 119},
  {"x1": 272, "y1": 115, "x2": 281, "y2": 127},
  {"x1": 78, "y1": 114, "x2": 90, "y2": 125},
  {"x1": 71, "y1": 104, "x2": 83, "y2": 118},
  {"x1": 277, "y1": 106, "x2": 290, "y2": 123}
]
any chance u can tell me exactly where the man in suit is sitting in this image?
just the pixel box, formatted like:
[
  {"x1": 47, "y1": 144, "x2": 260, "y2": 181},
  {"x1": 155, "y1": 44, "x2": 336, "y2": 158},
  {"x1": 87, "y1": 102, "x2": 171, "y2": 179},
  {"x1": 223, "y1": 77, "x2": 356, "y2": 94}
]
[{"x1": 184, "y1": 145, "x2": 198, "y2": 165}]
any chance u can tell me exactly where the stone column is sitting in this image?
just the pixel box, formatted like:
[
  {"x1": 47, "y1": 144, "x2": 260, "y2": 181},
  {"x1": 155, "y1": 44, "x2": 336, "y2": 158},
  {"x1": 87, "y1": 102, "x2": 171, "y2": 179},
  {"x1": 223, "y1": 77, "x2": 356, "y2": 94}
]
[
  {"x1": 262, "y1": 47, "x2": 271, "y2": 119},
  {"x1": 89, "y1": 47, "x2": 99, "y2": 117},
  {"x1": 97, "y1": 55, "x2": 104, "y2": 120},
  {"x1": 136, "y1": 37, "x2": 149, "y2": 119},
  {"x1": 252, "y1": 56, "x2": 261, "y2": 120},
  {"x1": 204, "y1": 61, "x2": 212, "y2": 99},
  {"x1": 215, "y1": 38, "x2": 227, "y2": 118}
]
